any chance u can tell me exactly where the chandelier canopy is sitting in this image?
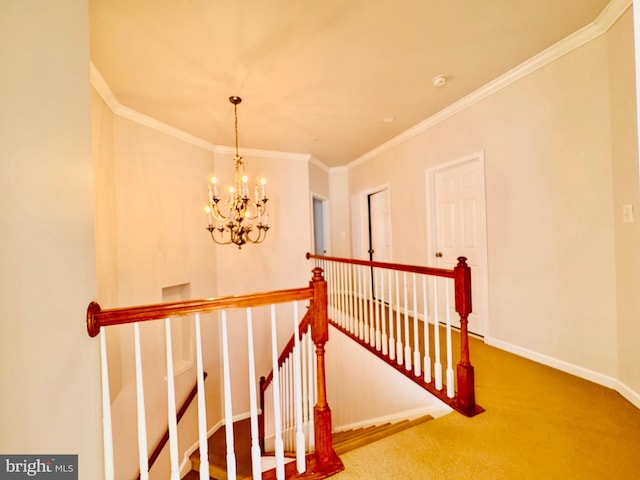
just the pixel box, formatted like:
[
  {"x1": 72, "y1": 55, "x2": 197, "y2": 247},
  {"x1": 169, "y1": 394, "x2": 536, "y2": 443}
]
[{"x1": 205, "y1": 96, "x2": 269, "y2": 248}]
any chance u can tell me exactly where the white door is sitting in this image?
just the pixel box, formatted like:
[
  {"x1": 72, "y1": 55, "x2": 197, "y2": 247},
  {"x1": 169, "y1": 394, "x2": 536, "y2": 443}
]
[
  {"x1": 429, "y1": 153, "x2": 488, "y2": 337},
  {"x1": 368, "y1": 189, "x2": 392, "y2": 299}
]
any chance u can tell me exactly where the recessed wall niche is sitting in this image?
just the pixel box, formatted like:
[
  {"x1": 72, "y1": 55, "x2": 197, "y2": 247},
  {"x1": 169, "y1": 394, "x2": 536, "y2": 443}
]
[{"x1": 162, "y1": 283, "x2": 194, "y2": 376}]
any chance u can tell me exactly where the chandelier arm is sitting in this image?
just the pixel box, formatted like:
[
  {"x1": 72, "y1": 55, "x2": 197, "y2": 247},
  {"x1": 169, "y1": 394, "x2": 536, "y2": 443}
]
[{"x1": 208, "y1": 227, "x2": 233, "y2": 246}]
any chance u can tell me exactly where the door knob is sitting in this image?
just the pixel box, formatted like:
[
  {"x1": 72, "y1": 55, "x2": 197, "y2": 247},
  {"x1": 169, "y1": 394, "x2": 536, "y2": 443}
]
[{"x1": 435, "y1": 252, "x2": 443, "y2": 258}]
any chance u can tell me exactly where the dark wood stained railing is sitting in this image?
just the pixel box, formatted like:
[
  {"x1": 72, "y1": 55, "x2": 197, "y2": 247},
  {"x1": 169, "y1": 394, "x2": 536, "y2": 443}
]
[
  {"x1": 87, "y1": 287, "x2": 314, "y2": 336},
  {"x1": 306, "y1": 253, "x2": 481, "y2": 417},
  {"x1": 87, "y1": 268, "x2": 344, "y2": 479}
]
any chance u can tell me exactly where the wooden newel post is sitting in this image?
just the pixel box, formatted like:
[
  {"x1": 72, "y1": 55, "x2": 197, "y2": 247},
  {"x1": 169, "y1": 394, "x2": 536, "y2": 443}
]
[
  {"x1": 309, "y1": 268, "x2": 344, "y2": 475},
  {"x1": 454, "y1": 257, "x2": 476, "y2": 415}
]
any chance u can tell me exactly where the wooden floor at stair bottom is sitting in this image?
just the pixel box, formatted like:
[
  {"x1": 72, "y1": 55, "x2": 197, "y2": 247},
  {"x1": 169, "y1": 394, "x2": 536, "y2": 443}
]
[{"x1": 183, "y1": 415, "x2": 434, "y2": 479}]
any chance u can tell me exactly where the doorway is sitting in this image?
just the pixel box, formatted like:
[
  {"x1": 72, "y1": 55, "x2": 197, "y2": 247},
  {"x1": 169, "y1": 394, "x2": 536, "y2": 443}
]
[
  {"x1": 312, "y1": 196, "x2": 329, "y2": 255},
  {"x1": 427, "y1": 152, "x2": 489, "y2": 337},
  {"x1": 367, "y1": 188, "x2": 392, "y2": 299}
]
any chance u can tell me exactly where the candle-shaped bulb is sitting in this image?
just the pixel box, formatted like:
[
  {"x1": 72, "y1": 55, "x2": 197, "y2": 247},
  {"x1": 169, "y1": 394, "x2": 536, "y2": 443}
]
[
  {"x1": 211, "y1": 177, "x2": 218, "y2": 197},
  {"x1": 242, "y1": 175, "x2": 248, "y2": 196},
  {"x1": 260, "y1": 178, "x2": 266, "y2": 198},
  {"x1": 204, "y1": 206, "x2": 212, "y2": 225}
]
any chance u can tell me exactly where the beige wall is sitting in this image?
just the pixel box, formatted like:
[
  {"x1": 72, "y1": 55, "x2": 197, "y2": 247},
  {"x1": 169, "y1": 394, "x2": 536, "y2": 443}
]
[
  {"x1": 92, "y1": 91, "x2": 317, "y2": 475},
  {"x1": 0, "y1": 0, "x2": 103, "y2": 477},
  {"x1": 329, "y1": 168, "x2": 352, "y2": 257},
  {"x1": 608, "y1": 11, "x2": 640, "y2": 397},
  {"x1": 338, "y1": 10, "x2": 638, "y2": 403},
  {"x1": 91, "y1": 93, "x2": 222, "y2": 478}
]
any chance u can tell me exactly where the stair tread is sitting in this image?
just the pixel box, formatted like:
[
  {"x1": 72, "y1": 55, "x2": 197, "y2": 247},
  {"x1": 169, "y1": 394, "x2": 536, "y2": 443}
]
[{"x1": 333, "y1": 415, "x2": 433, "y2": 455}]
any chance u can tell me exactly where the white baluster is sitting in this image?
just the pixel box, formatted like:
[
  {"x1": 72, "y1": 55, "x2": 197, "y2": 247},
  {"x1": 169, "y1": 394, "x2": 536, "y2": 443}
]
[
  {"x1": 342, "y1": 263, "x2": 348, "y2": 329},
  {"x1": 292, "y1": 303, "x2": 306, "y2": 473},
  {"x1": 388, "y1": 269, "x2": 395, "y2": 360},
  {"x1": 338, "y1": 262, "x2": 344, "y2": 328},
  {"x1": 134, "y1": 323, "x2": 149, "y2": 479},
  {"x1": 99, "y1": 328, "x2": 114, "y2": 480},
  {"x1": 246, "y1": 308, "x2": 263, "y2": 479},
  {"x1": 374, "y1": 268, "x2": 381, "y2": 351},
  {"x1": 403, "y1": 272, "x2": 411, "y2": 371},
  {"x1": 395, "y1": 271, "x2": 403, "y2": 366},
  {"x1": 412, "y1": 273, "x2": 421, "y2": 377},
  {"x1": 287, "y1": 356, "x2": 294, "y2": 450},
  {"x1": 221, "y1": 311, "x2": 237, "y2": 480},
  {"x1": 306, "y1": 331, "x2": 316, "y2": 451},
  {"x1": 358, "y1": 265, "x2": 365, "y2": 340},
  {"x1": 422, "y1": 277, "x2": 432, "y2": 383},
  {"x1": 348, "y1": 264, "x2": 355, "y2": 334},
  {"x1": 368, "y1": 267, "x2": 375, "y2": 347},
  {"x1": 300, "y1": 329, "x2": 309, "y2": 450},
  {"x1": 380, "y1": 268, "x2": 387, "y2": 355},
  {"x1": 282, "y1": 358, "x2": 290, "y2": 450},
  {"x1": 445, "y1": 280, "x2": 455, "y2": 398},
  {"x1": 433, "y1": 278, "x2": 443, "y2": 390},
  {"x1": 164, "y1": 319, "x2": 180, "y2": 480},
  {"x1": 194, "y1": 314, "x2": 209, "y2": 480},
  {"x1": 270, "y1": 305, "x2": 285, "y2": 479}
]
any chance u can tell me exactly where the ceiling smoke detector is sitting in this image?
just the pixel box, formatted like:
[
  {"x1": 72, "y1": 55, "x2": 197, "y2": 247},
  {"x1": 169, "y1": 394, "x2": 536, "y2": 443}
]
[{"x1": 432, "y1": 74, "x2": 448, "y2": 87}]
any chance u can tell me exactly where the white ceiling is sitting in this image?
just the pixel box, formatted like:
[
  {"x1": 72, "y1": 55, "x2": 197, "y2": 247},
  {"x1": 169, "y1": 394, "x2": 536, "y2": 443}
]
[{"x1": 90, "y1": 0, "x2": 614, "y2": 168}]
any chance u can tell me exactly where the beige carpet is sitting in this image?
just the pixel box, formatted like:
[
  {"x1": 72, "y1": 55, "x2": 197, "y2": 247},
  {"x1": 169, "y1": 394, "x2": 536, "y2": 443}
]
[{"x1": 330, "y1": 336, "x2": 640, "y2": 479}]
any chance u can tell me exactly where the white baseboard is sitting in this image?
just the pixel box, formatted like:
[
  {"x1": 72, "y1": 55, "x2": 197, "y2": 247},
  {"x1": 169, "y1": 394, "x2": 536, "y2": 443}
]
[
  {"x1": 613, "y1": 379, "x2": 640, "y2": 409},
  {"x1": 484, "y1": 336, "x2": 640, "y2": 410},
  {"x1": 332, "y1": 404, "x2": 452, "y2": 433}
]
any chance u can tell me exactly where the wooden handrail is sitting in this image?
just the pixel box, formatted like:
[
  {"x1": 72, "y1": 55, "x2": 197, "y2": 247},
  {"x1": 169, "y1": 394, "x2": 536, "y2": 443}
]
[
  {"x1": 87, "y1": 286, "x2": 314, "y2": 337},
  {"x1": 307, "y1": 253, "x2": 479, "y2": 417},
  {"x1": 306, "y1": 252, "x2": 456, "y2": 278},
  {"x1": 135, "y1": 371, "x2": 208, "y2": 480}
]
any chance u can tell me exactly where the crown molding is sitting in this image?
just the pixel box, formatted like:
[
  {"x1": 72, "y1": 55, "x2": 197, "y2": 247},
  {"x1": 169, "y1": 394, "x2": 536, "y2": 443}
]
[
  {"x1": 90, "y1": 62, "x2": 317, "y2": 161},
  {"x1": 329, "y1": 165, "x2": 348, "y2": 174},
  {"x1": 348, "y1": 0, "x2": 632, "y2": 170},
  {"x1": 90, "y1": 63, "x2": 217, "y2": 152},
  {"x1": 309, "y1": 155, "x2": 331, "y2": 172}
]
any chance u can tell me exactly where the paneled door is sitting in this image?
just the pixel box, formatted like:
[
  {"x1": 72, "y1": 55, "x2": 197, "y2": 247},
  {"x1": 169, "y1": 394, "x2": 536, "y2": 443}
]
[
  {"x1": 429, "y1": 153, "x2": 488, "y2": 337},
  {"x1": 368, "y1": 188, "x2": 392, "y2": 299}
]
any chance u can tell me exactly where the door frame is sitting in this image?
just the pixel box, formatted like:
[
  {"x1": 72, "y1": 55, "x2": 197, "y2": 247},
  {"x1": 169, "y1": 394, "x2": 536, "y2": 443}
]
[
  {"x1": 358, "y1": 184, "x2": 392, "y2": 261},
  {"x1": 310, "y1": 193, "x2": 331, "y2": 256},
  {"x1": 425, "y1": 151, "x2": 489, "y2": 338}
]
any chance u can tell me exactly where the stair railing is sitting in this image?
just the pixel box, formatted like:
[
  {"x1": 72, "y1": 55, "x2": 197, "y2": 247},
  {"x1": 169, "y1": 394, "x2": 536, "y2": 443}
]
[
  {"x1": 135, "y1": 371, "x2": 208, "y2": 480},
  {"x1": 306, "y1": 253, "x2": 482, "y2": 417},
  {"x1": 259, "y1": 311, "x2": 315, "y2": 456},
  {"x1": 86, "y1": 267, "x2": 343, "y2": 480}
]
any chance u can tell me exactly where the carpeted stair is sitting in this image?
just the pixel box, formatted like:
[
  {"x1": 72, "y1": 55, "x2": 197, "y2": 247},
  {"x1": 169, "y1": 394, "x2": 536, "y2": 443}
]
[
  {"x1": 332, "y1": 415, "x2": 433, "y2": 455},
  {"x1": 183, "y1": 415, "x2": 433, "y2": 479}
]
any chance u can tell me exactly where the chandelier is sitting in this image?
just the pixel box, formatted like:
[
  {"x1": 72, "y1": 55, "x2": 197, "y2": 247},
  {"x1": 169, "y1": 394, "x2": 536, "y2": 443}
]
[{"x1": 205, "y1": 96, "x2": 269, "y2": 248}]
